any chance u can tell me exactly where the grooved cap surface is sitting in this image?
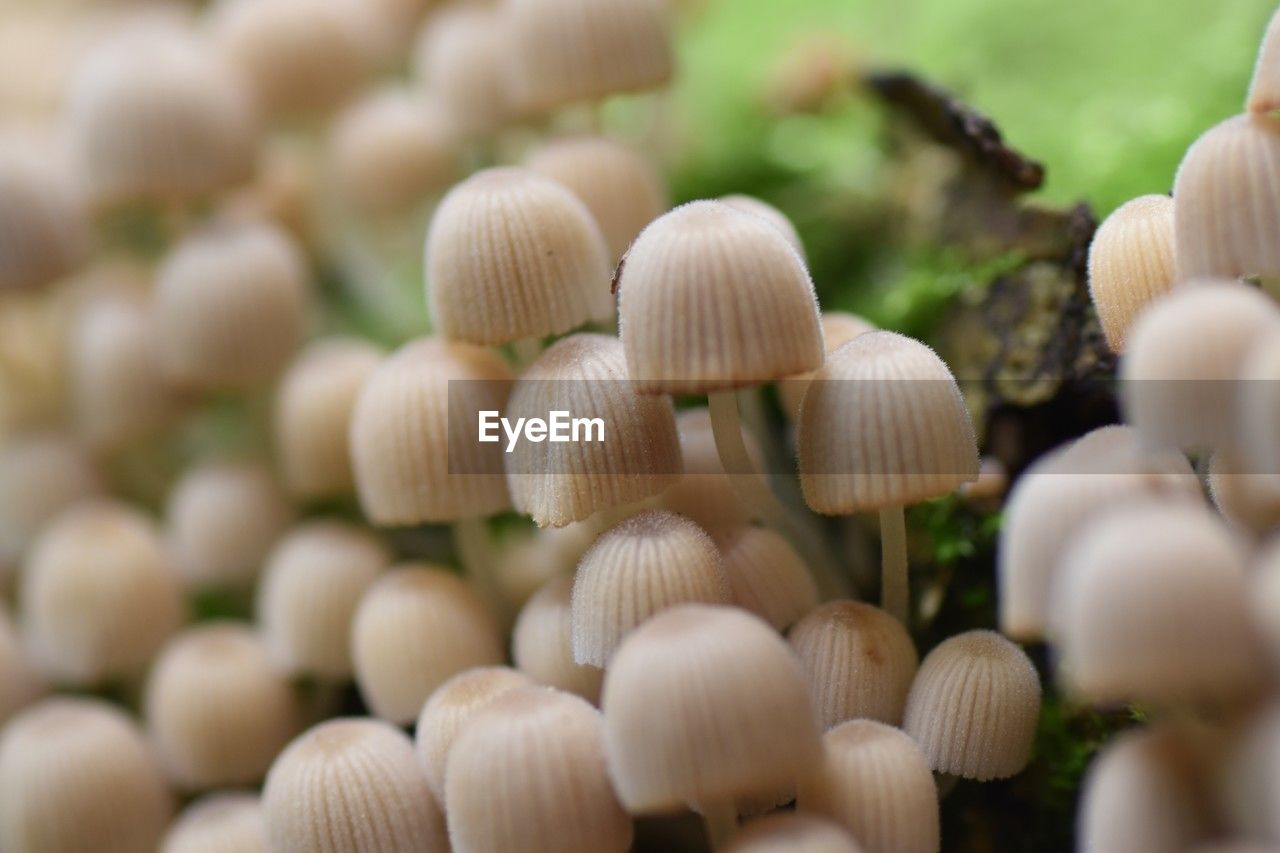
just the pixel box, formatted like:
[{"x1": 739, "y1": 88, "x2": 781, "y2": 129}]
[
  {"x1": 413, "y1": 6, "x2": 518, "y2": 137},
  {"x1": 0, "y1": 141, "x2": 89, "y2": 291},
  {"x1": 1087, "y1": 195, "x2": 1176, "y2": 352},
  {"x1": 513, "y1": 574, "x2": 604, "y2": 704},
  {"x1": 161, "y1": 793, "x2": 265, "y2": 853},
  {"x1": 779, "y1": 311, "x2": 876, "y2": 420},
  {"x1": 720, "y1": 526, "x2": 817, "y2": 631}
]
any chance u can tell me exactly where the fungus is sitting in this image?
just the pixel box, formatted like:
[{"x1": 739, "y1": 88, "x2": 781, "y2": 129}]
[
  {"x1": 161, "y1": 792, "x2": 266, "y2": 853},
  {"x1": 778, "y1": 311, "x2": 876, "y2": 421},
  {"x1": 412, "y1": 6, "x2": 519, "y2": 139},
  {"x1": 0, "y1": 432, "x2": 101, "y2": 579},
  {"x1": 513, "y1": 574, "x2": 605, "y2": 703},
  {"x1": 719, "y1": 525, "x2": 817, "y2": 631},
  {"x1": 727, "y1": 813, "x2": 863, "y2": 853},
  {"x1": 0, "y1": 138, "x2": 89, "y2": 291},
  {"x1": 659, "y1": 407, "x2": 762, "y2": 533},
  {"x1": 719, "y1": 195, "x2": 805, "y2": 259},
  {"x1": 1086, "y1": 194, "x2": 1176, "y2": 352}
]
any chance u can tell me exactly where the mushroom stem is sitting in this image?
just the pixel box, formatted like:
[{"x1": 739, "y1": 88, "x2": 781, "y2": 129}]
[
  {"x1": 707, "y1": 390, "x2": 845, "y2": 598},
  {"x1": 512, "y1": 336, "x2": 543, "y2": 368},
  {"x1": 453, "y1": 518, "x2": 508, "y2": 625},
  {"x1": 879, "y1": 504, "x2": 909, "y2": 625},
  {"x1": 700, "y1": 801, "x2": 738, "y2": 850}
]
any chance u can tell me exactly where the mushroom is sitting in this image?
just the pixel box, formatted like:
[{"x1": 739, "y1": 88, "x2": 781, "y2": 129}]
[
  {"x1": 0, "y1": 606, "x2": 42, "y2": 727},
  {"x1": 727, "y1": 813, "x2": 864, "y2": 853},
  {"x1": 0, "y1": 432, "x2": 101, "y2": 581},
  {"x1": 601, "y1": 604, "x2": 821, "y2": 848},
  {"x1": 902, "y1": 630, "x2": 1040, "y2": 781},
  {"x1": 718, "y1": 526, "x2": 817, "y2": 631},
  {"x1": 21, "y1": 500, "x2": 186, "y2": 686},
  {"x1": 263, "y1": 718, "x2": 449, "y2": 853},
  {"x1": 506, "y1": 334, "x2": 682, "y2": 528},
  {"x1": 571, "y1": 510, "x2": 729, "y2": 667},
  {"x1": 778, "y1": 311, "x2": 876, "y2": 421},
  {"x1": 1250, "y1": 541, "x2": 1280, "y2": 665},
  {"x1": 1250, "y1": 4, "x2": 1280, "y2": 114},
  {"x1": 513, "y1": 574, "x2": 605, "y2": 703},
  {"x1": 445, "y1": 686, "x2": 633, "y2": 853},
  {"x1": 1207, "y1": 450, "x2": 1280, "y2": 537},
  {"x1": 0, "y1": 138, "x2": 89, "y2": 292},
  {"x1": 798, "y1": 331, "x2": 978, "y2": 623},
  {"x1": 1215, "y1": 704, "x2": 1280, "y2": 841},
  {"x1": 1239, "y1": 331, "x2": 1280, "y2": 482},
  {"x1": 161, "y1": 793, "x2": 266, "y2": 853},
  {"x1": 144, "y1": 623, "x2": 300, "y2": 790},
  {"x1": 273, "y1": 337, "x2": 384, "y2": 500},
  {"x1": 719, "y1": 195, "x2": 806, "y2": 259},
  {"x1": 0, "y1": 698, "x2": 174, "y2": 853},
  {"x1": 154, "y1": 218, "x2": 310, "y2": 391},
  {"x1": 796, "y1": 720, "x2": 940, "y2": 853},
  {"x1": 1086, "y1": 194, "x2": 1176, "y2": 352},
  {"x1": 165, "y1": 461, "x2": 296, "y2": 592},
  {"x1": 414, "y1": 666, "x2": 534, "y2": 803},
  {"x1": 412, "y1": 5, "x2": 518, "y2": 139},
  {"x1": 256, "y1": 521, "x2": 391, "y2": 681},
  {"x1": 351, "y1": 565, "x2": 504, "y2": 725},
  {"x1": 659, "y1": 407, "x2": 763, "y2": 533},
  {"x1": 788, "y1": 600, "x2": 918, "y2": 729}
]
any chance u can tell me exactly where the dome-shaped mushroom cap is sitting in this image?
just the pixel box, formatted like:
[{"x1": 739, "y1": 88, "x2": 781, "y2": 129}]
[
  {"x1": 263, "y1": 718, "x2": 449, "y2": 853},
  {"x1": 513, "y1": 574, "x2": 605, "y2": 704},
  {"x1": 412, "y1": 6, "x2": 518, "y2": 138},
  {"x1": 527, "y1": 136, "x2": 669, "y2": 262},
  {"x1": 161, "y1": 792, "x2": 265, "y2": 853},
  {"x1": 788, "y1": 600, "x2": 918, "y2": 729},
  {"x1": 1078, "y1": 725, "x2": 1214, "y2": 853},
  {"x1": 619, "y1": 200, "x2": 823, "y2": 394},
  {"x1": 1053, "y1": 501, "x2": 1268, "y2": 705},
  {"x1": 719, "y1": 526, "x2": 817, "y2": 631},
  {"x1": 154, "y1": 219, "x2": 310, "y2": 391},
  {"x1": 798, "y1": 331, "x2": 979, "y2": 513},
  {"x1": 779, "y1": 311, "x2": 876, "y2": 420},
  {"x1": 601, "y1": 604, "x2": 821, "y2": 812},
  {"x1": 1087, "y1": 194, "x2": 1176, "y2": 352},
  {"x1": 165, "y1": 461, "x2": 296, "y2": 591},
  {"x1": 274, "y1": 338, "x2": 384, "y2": 499},
  {"x1": 0, "y1": 140, "x2": 89, "y2": 292},
  {"x1": 998, "y1": 424, "x2": 1202, "y2": 641},
  {"x1": 505, "y1": 0, "x2": 672, "y2": 111},
  {"x1": 1121, "y1": 280, "x2": 1280, "y2": 452},
  {"x1": 349, "y1": 338, "x2": 512, "y2": 524},
  {"x1": 0, "y1": 433, "x2": 101, "y2": 572},
  {"x1": 1208, "y1": 451, "x2": 1280, "y2": 536},
  {"x1": 506, "y1": 335, "x2": 682, "y2": 528},
  {"x1": 256, "y1": 521, "x2": 390, "y2": 680},
  {"x1": 415, "y1": 666, "x2": 534, "y2": 803},
  {"x1": 1251, "y1": 6, "x2": 1280, "y2": 115},
  {"x1": 352, "y1": 565, "x2": 505, "y2": 725},
  {"x1": 329, "y1": 90, "x2": 458, "y2": 217},
  {"x1": 571, "y1": 510, "x2": 729, "y2": 667},
  {"x1": 0, "y1": 697, "x2": 174, "y2": 853},
  {"x1": 797, "y1": 720, "x2": 939, "y2": 853},
  {"x1": 728, "y1": 813, "x2": 864, "y2": 853},
  {"x1": 66, "y1": 22, "x2": 255, "y2": 207},
  {"x1": 719, "y1": 195, "x2": 805, "y2": 259},
  {"x1": 445, "y1": 686, "x2": 633, "y2": 853},
  {"x1": 1215, "y1": 705, "x2": 1280, "y2": 840},
  {"x1": 425, "y1": 168, "x2": 612, "y2": 345},
  {"x1": 659, "y1": 407, "x2": 761, "y2": 532},
  {"x1": 1174, "y1": 114, "x2": 1280, "y2": 284},
  {"x1": 902, "y1": 630, "x2": 1040, "y2": 781},
  {"x1": 21, "y1": 500, "x2": 186, "y2": 686},
  {"x1": 1240, "y1": 333, "x2": 1280, "y2": 481}
]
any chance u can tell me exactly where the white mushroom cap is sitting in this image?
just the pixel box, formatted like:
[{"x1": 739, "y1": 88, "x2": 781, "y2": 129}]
[
  {"x1": 727, "y1": 813, "x2": 864, "y2": 853},
  {"x1": 719, "y1": 525, "x2": 817, "y2": 631},
  {"x1": 1087, "y1": 194, "x2": 1176, "y2": 352},
  {"x1": 512, "y1": 574, "x2": 604, "y2": 704},
  {"x1": 161, "y1": 792, "x2": 266, "y2": 853}
]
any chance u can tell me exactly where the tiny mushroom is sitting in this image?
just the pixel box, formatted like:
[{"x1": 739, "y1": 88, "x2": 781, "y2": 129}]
[
  {"x1": 513, "y1": 574, "x2": 605, "y2": 704},
  {"x1": 1086, "y1": 194, "x2": 1177, "y2": 352}
]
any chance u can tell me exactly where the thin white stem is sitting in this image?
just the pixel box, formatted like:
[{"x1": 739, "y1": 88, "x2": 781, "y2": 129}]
[
  {"x1": 700, "y1": 801, "x2": 738, "y2": 850},
  {"x1": 879, "y1": 504, "x2": 909, "y2": 624}
]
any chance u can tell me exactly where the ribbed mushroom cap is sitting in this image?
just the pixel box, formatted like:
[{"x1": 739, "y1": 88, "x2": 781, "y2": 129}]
[
  {"x1": 506, "y1": 335, "x2": 682, "y2": 528},
  {"x1": 797, "y1": 720, "x2": 939, "y2": 853},
  {"x1": 263, "y1": 718, "x2": 448, "y2": 853},
  {"x1": 0, "y1": 432, "x2": 101, "y2": 572},
  {"x1": 1251, "y1": 6, "x2": 1280, "y2": 114},
  {"x1": 513, "y1": 574, "x2": 605, "y2": 703},
  {"x1": 659, "y1": 407, "x2": 762, "y2": 532},
  {"x1": 902, "y1": 630, "x2": 1040, "y2": 781},
  {"x1": 21, "y1": 501, "x2": 185, "y2": 685},
  {"x1": 1053, "y1": 501, "x2": 1268, "y2": 706},
  {"x1": 0, "y1": 140, "x2": 89, "y2": 291},
  {"x1": 788, "y1": 601, "x2": 918, "y2": 729},
  {"x1": 65, "y1": 22, "x2": 255, "y2": 208},
  {"x1": 144, "y1": 623, "x2": 300, "y2": 790},
  {"x1": 412, "y1": 6, "x2": 518, "y2": 138},
  {"x1": 719, "y1": 195, "x2": 805, "y2": 259},
  {"x1": 1174, "y1": 114, "x2": 1280, "y2": 284},
  {"x1": 1208, "y1": 451, "x2": 1280, "y2": 536},
  {"x1": 414, "y1": 666, "x2": 534, "y2": 803},
  {"x1": 618, "y1": 200, "x2": 823, "y2": 394},
  {"x1": 998, "y1": 424, "x2": 1202, "y2": 641},
  {"x1": 1087, "y1": 194, "x2": 1176, "y2": 352},
  {"x1": 154, "y1": 219, "x2": 309, "y2": 390},
  {"x1": 505, "y1": 0, "x2": 672, "y2": 111},
  {"x1": 1121, "y1": 281, "x2": 1280, "y2": 452},
  {"x1": 571, "y1": 510, "x2": 729, "y2": 667},
  {"x1": 779, "y1": 311, "x2": 876, "y2": 420},
  {"x1": 1079, "y1": 725, "x2": 1214, "y2": 853},
  {"x1": 601, "y1": 604, "x2": 821, "y2": 812},
  {"x1": 426, "y1": 168, "x2": 612, "y2": 344},
  {"x1": 329, "y1": 89, "x2": 458, "y2": 216},
  {"x1": 161, "y1": 793, "x2": 266, "y2": 853},
  {"x1": 274, "y1": 337, "x2": 383, "y2": 499},
  {"x1": 1240, "y1": 332, "x2": 1280, "y2": 480},
  {"x1": 728, "y1": 813, "x2": 864, "y2": 853},
  {"x1": 0, "y1": 698, "x2": 173, "y2": 853},
  {"x1": 71, "y1": 291, "x2": 186, "y2": 450},
  {"x1": 352, "y1": 565, "x2": 505, "y2": 724},
  {"x1": 798, "y1": 331, "x2": 979, "y2": 513},
  {"x1": 256, "y1": 521, "x2": 391, "y2": 680},
  {"x1": 209, "y1": 0, "x2": 373, "y2": 120},
  {"x1": 719, "y1": 526, "x2": 817, "y2": 631},
  {"x1": 225, "y1": 137, "x2": 317, "y2": 246},
  {"x1": 166, "y1": 461, "x2": 296, "y2": 591},
  {"x1": 527, "y1": 136, "x2": 669, "y2": 262},
  {"x1": 0, "y1": 607, "x2": 42, "y2": 727},
  {"x1": 349, "y1": 337, "x2": 513, "y2": 524},
  {"x1": 446, "y1": 686, "x2": 634, "y2": 853}
]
